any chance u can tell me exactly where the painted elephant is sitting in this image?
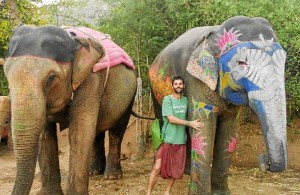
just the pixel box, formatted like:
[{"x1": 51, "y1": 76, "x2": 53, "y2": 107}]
[
  {"x1": 149, "y1": 16, "x2": 287, "y2": 194},
  {"x1": 3, "y1": 25, "x2": 137, "y2": 194}
]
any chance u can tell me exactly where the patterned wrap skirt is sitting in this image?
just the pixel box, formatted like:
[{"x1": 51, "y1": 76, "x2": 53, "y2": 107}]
[{"x1": 156, "y1": 142, "x2": 186, "y2": 179}]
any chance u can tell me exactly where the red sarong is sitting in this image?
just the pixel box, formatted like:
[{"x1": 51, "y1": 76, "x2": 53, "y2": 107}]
[{"x1": 156, "y1": 142, "x2": 186, "y2": 179}]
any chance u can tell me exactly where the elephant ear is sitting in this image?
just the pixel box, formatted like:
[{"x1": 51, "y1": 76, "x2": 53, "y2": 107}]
[
  {"x1": 186, "y1": 31, "x2": 219, "y2": 91},
  {"x1": 72, "y1": 37, "x2": 105, "y2": 90}
]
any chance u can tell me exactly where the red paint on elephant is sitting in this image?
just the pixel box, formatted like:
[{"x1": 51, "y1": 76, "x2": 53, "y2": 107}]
[
  {"x1": 227, "y1": 136, "x2": 237, "y2": 153},
  {"x1": 2, "y1": 123, "x2": 9, "y2": 138},
  {"x1": 191, "y1": 135, "x2": 207, "y2": 157},
  {"x1": 216, "y1": 28, "x2": 241, "y2": 54}
]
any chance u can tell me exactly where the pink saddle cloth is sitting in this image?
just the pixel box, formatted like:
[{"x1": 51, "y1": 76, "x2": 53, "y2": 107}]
[{"x1": 64, "y1": 27, "x2": 135, "y2": 72}]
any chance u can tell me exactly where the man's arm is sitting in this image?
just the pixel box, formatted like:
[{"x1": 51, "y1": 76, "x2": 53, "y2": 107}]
[{"x1": 167, "y1": 115, "x2": 204, "y2": 130}]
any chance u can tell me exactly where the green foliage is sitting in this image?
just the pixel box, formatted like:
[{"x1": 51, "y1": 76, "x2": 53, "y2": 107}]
[
  {"x1": 0, "y1": 68, "x2": 8, "y2": 95},
  {"x1": 45, "y1": 0, "x2": 92, "y2": 26},
  {"x1": 99, "y1": 0, "x2": 300, "y2": 115},
  {"x1": 1, "y1": 0, "x2": 299, "y2": 115}
]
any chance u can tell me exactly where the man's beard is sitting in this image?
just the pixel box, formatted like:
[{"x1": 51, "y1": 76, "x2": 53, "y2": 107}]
[{"x1": 173, "y1": 87, "x2": 183, "y2": 94}]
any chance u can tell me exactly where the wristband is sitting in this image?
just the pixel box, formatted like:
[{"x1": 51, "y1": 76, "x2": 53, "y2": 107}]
[{"x1": 186, "y1": 121, "x2": 190, "y2": 126}]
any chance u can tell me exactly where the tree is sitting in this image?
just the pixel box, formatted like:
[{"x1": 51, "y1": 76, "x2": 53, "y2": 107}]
[
  {"x1": 44, "y1": 0, "x2": 90, "y2": 26},
  {"x1": 98, "y1": 0, "x2": 300, "y2": 116}
]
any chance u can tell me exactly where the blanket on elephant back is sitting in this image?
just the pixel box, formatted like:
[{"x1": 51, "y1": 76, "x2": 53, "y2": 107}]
[{"x1": 64, "y1": 27, "x2": 135, "y2": 72}]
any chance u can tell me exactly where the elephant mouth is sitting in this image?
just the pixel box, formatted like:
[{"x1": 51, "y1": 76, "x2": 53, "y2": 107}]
[{"x1": 46, "y1": 98, "x2": 72, "y2": 115}]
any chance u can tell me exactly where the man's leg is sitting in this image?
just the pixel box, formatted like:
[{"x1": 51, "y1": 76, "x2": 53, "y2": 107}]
[
  {"x1": 146, "y1": 158, "x2": 161, "y2": 195},
  {"x1": 165, "y1": 178, "x2": 175, "y2": 195}
]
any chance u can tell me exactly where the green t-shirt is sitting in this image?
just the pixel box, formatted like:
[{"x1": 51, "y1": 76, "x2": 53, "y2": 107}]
[{"x1": 162, "y1": 95, "x2": 188, "y2": 144}]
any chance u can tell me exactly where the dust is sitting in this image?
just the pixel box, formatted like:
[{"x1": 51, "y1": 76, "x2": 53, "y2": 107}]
[{"x1": 0, "y1": 117, "x2": 299, "y2": 195}]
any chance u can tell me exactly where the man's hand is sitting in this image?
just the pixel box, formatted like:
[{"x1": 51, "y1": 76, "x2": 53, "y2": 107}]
[{"x1": 188, "y1": 119, "x2": 204, "y2": 130}]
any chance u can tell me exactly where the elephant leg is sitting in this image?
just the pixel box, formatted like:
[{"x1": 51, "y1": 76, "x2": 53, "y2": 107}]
[
  {"x1": 211, "y1": 112, "x2": 240, "y2": 194},
  {"x1": 188, "y1": 113, "x2": 217, "y2": 195},
  {"x1": 89, "y1": 132, "x2": 106, "y2": 175},
  {"x1": 185, "y1": 127, "x2": 192, "y2": 174},
  {"x1": 38, "y1": 122, "x2": 63, "y2": 195},
  {"x1": 104, "y1": 101, "x2": 133, "y2": 180},
  {"x1": 67, "y1": 76, "x2": 100, "y2": 194}
]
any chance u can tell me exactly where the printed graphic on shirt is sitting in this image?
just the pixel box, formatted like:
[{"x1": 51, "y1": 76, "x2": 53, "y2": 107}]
[{"x1": 172, "y1": 105, "x2": 187, "y2": 114}]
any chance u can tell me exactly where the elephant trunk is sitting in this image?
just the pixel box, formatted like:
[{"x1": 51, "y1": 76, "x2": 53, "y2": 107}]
[
  {"x1": 249, "y1": 87, "x2": 287, "y2": 172},
  {"x1": 263, "y1": 100, "x2": 287, "y2": 172},
  {"x1": 10, "y1": 89, "x2": 46, "y2": 195}
]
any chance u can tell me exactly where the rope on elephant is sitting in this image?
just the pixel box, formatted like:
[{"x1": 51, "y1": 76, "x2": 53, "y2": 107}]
[{"x1": 135, "y1": 77, "x2": 143, "y2": 142}]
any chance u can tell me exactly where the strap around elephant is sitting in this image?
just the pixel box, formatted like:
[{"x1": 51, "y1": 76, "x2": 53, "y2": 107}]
[{"x1": 161, "y1": 95, "x2": 174, "y2": 137}]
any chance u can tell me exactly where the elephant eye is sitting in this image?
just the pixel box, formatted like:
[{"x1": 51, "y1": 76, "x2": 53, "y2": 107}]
[
  {"x1": 44, "y1": 73, "x2": 57, "y2": 94},
  {"x1": 237, "y1": 60, "x2": 248, "y2": 66},
  {"x1": 48, "y1": 74, "x2": 56, "y2": 83},
  {"x1": 46, "y1": 74, "x2": 57, "y2": 88}
]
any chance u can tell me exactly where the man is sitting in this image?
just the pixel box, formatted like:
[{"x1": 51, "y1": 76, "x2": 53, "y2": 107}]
[{"x1": 146, "y1": 76, "x2": 204, "y2": 195}]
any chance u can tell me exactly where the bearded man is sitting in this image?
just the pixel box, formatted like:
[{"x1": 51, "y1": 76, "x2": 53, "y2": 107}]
[{"x1": 146, "y1": 75, "x2": 204, "y2": 195}]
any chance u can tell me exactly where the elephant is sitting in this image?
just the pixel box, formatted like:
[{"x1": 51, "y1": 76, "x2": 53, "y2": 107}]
[
  {"x1": 3, "y1": 25, "x2": 138, "y2": 194},
  {"x1": 149, "y1": 16, "x2": 287, "y2": 194},
  {"x1": 0, "y1": 96, "x2": 10, "y2": 142}
]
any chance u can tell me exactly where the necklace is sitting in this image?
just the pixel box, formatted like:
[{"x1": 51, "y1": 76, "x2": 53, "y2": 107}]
[{"x1": 173, "y1": 94, "x2": 182, "y2": 99}]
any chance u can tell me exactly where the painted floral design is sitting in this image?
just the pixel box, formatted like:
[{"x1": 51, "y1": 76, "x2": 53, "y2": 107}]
[
  {"x1": 191, "y1": 135, "x2": 207, "y2": 159},
  {"x1": 227, "y1": 136, "x2": 237, "y2": 153},
  {"x1": 149, "y1": 64, "x2": 173, "y2": 104},
  {"x1": 190, "y1": 97, "x2": 221, "y2": 118},
  {"x1": 186, "y1": 48, "x2": 218, "y2": 91},
  {"x1": 218, "y1": 70, "x2": 242, "y2": 98},
  {"x1": 216, "y1": 28, "x2": 241, "y2": 53}
]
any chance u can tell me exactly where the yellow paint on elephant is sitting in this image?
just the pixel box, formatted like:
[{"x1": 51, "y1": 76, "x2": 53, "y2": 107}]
[
  {"x1": 191, "y1": 97, "x2": 221, "y2": 119},
  {"x1": 149, "y1": 65, "x2": 173, "y2": 104},
  {"x1": 198, "y1": 102, "x2": 206, "y2": 108},
  {"x1": 218, "y1": 70, "x2": 242, "y2": 98}
]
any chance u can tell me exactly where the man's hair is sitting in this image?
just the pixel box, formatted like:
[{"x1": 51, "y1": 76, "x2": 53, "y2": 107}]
[{"x1": 172, "y1": 75, "x2": 185, "y2": 85}]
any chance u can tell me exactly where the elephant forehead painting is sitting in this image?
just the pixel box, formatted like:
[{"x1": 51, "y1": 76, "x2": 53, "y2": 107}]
[
  {"x1": 4, "y1": 25, "x2": 137, "y2": 195},
  {"x1": 149, "y1": 16, "x2": 287, "y2": 194}
]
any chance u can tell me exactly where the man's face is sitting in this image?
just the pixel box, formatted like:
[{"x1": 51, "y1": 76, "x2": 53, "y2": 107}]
[{"x1": 172, "y1": 79, "x2": 184, "y2": 93}]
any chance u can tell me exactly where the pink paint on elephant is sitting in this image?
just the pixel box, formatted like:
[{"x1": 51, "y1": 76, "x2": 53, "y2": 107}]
[
  {"x1": 191, "y1": 135, "x2": 207, "y2": 157},
  {"x1": 65, "y1": 27, "x2": 135, "y2": 72},
  {"x1": 227, "y1": 136, "x2": 237, "y2": 153}
]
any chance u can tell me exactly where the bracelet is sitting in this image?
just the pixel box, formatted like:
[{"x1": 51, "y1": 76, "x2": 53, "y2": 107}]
[{"x1": 186, "y1": 121, "x2": 190, "y2": 126}]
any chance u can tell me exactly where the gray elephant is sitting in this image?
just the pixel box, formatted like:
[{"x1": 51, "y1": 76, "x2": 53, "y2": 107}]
[
  {"x1": 4, "y1": 25, "x2": 137, "y2": 194},
  {"x1": 149, "y1": 16, "x2": 287, "y2": 194}
]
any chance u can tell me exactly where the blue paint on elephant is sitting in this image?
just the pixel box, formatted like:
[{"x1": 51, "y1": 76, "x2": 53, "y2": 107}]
[
  {"x1": 263, "y1": 42, "x2": 283, "y2": 56},
  {"x1": 204, "y1": 104, "x2": 213, "y2": 111},
  {"x1": 249, "y1": 99, "x2": 267, "y2": 132},
  {"x1": 223, "y1": 87, "x2": 248, "y2": 105},
  {"x1": 218, "y1": 42, "x2": 259, "y2": 72},
  {"x1": 217, "y1": 42, "x2": 260, "y2": 105},
  {"x1": 217, "y1": 42, "x2": 284, "y2": 105},
  {"x1": 236, "y1": 78, "x2": 260, "y2": 92}
]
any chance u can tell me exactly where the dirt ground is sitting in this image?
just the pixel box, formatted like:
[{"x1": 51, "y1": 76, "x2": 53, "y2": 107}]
[{"x1": 0, "y1": 115, "x2": 299, "y2": 195}]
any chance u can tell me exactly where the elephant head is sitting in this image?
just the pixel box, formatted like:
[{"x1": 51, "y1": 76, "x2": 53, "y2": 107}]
[
  {"x1": 186, "y1": 16, "x2": 287, "y2": 172},
  {"x1": 3, "y1": 25, "x2": 105, "y2": 194}
]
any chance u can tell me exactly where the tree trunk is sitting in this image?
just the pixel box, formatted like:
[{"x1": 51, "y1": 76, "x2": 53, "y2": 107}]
[{"x1": 7, "y1": 0, "x2": 22, "y2": 26}]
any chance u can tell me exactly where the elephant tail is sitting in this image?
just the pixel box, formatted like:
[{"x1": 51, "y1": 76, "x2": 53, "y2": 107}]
[{"x1": 130, "y1": 110, "x2": 155, "y2": 120}]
